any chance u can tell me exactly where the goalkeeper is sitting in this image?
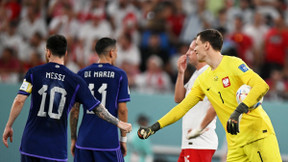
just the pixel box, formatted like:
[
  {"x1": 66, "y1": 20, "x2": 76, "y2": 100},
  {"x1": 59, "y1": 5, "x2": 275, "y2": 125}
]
[{"x1": 138, "y1": 29, "x2": 282, "y2": 162}]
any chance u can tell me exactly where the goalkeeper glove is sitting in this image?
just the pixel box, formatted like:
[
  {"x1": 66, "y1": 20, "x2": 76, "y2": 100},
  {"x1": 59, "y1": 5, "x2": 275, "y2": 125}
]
[
  {"x1": 227, "y1": 103, "x2": 249, "y2": 135},
  {"x1": 138, "y1": 122, "x2": 160, "y2": 139}
]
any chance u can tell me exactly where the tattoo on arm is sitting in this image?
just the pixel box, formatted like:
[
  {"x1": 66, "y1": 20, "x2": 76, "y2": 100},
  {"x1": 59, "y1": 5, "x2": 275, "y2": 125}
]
[
  {"x1": 70, "y1": 103, "x2": 80, "y2": 140},
  {"x1": 93, "y1": 104, "x2": 119, "y2": 125}
]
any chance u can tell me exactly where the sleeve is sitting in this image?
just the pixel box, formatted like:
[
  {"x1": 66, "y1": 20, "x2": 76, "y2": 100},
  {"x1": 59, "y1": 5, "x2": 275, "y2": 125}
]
[
  {"x1": 158, "y1": 79, "x2": 205, "y2": 128},
  {"x1": 18, "y1": 69, "x2": 33, "y2": 96},
  {"x1": 118, "y1": 71, "x2": 130, "y2": 103},
  {"x1": 76, "y1": 77, "x2": 101, "y2": 111},
  {"x1": 235, "y1": 58, "x2": 269, "y2": 107}
]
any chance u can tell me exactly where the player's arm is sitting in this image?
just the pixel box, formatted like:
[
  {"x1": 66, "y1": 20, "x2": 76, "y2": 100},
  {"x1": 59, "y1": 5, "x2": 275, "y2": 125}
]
[
  {"x1": 241, "y1": 71, "x2": 269, "y2": 108},
  {"x1": 138, "y1": 84, "x2": 204, "y2": 139},
  {"x1": 69, "y1": 102, "x2": 80, "y2": 156},
  {"x1": 3, "y1": 94, "x2": 28, "y2": 148},
  {"x1": 174, "y1": 55, "x2": 187, "y2": 103},
  {"x1": 227, "y1": 61, "x2": 269, "y2": 135},
  {"x1": 118, "y1": 102, "x2": 128, "y2": 156},
  {"x1": 187, "y1": 104, "x2": 216, "y2": 139},
  {"x1": 91, "y1": 103, "x2": 132, "y2": 133}
]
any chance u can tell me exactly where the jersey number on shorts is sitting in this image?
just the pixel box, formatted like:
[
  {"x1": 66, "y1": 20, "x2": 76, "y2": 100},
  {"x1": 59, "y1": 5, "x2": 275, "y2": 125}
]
[
  {"x1": 87, "y1": 83, "x2": 107, "y2": 114},
  {"x1": 37, "y1": 85, "x2": 67, "y2": 119}
]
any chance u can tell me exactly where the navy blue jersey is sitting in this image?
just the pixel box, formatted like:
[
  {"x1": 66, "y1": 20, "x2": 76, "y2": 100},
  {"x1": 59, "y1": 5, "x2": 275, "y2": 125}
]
[
  {"x1": 76, "y1": 63, "x2": 130, "y2": 151},
  {"x1": 18, "y1": 62, "x2": 100, "y2": 161}
]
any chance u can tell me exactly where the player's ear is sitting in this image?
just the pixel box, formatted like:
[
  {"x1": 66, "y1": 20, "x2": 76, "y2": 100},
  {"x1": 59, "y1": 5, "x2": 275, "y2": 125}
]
[
  {"x1": 204, "y1": 42, "x2": 209, "y2": 50},
  {"x1": 109, "y1": 49, "x2": 113, "y2": 58}
]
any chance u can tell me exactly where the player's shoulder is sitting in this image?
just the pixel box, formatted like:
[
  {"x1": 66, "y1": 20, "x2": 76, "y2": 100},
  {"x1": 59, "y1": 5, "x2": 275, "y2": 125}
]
[
  {"x1": 223, "y1": 55, "x2": 243, "y2": 64},
  {"x1": 28, "y1": 63, "x2": 47, "y2": 72},
  {"x1": 99, "y1": 63, "x2": 127, "y2": 76}
]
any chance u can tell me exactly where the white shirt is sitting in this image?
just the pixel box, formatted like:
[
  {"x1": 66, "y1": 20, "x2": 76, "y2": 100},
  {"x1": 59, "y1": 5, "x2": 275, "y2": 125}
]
[
  {"x1": 116, "y1": 44, "x2": 141, "y2": 67},
  {"x1": 181, "y1": 65, "x2": 218, "y2": 149},
  {"x1": 18, "y1": 17, "x2": 47, "y2": 40}
]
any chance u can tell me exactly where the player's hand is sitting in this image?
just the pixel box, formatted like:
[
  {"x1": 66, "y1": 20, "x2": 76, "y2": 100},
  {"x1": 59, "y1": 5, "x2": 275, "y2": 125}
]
[
  {"x1": 70, "y1": 139, "x2": 76, "y2": 157},
  {"x1": 2, "y1": 127, "x2": 13, "y2": 148},
  {"x1": 227, "y1": 103, "x2": 248, "y2": 135},
  {"x1": 137, "y1": 127, "x2": 155, "y2": 139},
  {"x1": 117, "y1": 121, "x2": 132, "y2": 133},
  {"x1": 186, "y1": 128, "x2": 208, "y2": 139},
  {"x1": 227, "y1": 112, "x2": 242, "y2": 135},
  {"x1": 177, "y1": 55, "x2": 187, "y2": 74},
  {"x1": 137, "y1": 122, "x2": 160, "y2": 139},
  {"x1": 120, "y1": 142, "x2": 127, "y2": 157}
]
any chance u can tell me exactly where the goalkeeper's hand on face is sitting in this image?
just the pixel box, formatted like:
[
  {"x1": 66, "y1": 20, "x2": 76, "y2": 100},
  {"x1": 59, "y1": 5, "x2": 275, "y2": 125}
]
[
  {"x1": 227, "y1": 103, "x2": 249, "y2": 135},
  {"x1": 137, "y1": 122, "x2": 160, "y2": 139}
]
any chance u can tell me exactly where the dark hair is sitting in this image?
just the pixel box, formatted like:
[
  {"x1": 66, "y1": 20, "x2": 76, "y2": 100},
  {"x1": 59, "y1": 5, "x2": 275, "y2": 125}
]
[
  {"x1": 95, "y1": 37, "x2": 116, "y2": 55},
  {"x1": 46, "y1": 35, "x2": 67, "y2": 57},
  {"x1": 197, "y1": 29, "x2": 223, "y2": 51}
]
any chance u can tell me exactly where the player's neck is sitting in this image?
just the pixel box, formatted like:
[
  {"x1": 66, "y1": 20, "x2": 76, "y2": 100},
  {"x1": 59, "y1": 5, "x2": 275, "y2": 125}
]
[
  {"x1": 98, "y1": 57, "x2": 112, "y2": 64},
  {"x1": 49, "y1": 57, "x2": 64, "y2": 65},
  {"x1": 207, "y1": 52, "x2": 223, "y2": 70},
  {"x1": 196, "y1": 62, "x2": 207, "y2": 70}
]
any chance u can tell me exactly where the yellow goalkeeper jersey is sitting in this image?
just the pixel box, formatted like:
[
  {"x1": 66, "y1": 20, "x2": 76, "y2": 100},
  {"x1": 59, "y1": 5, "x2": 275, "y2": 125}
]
[{"x1": 158, "y1": 56, "x2": 275, "y2": 149}]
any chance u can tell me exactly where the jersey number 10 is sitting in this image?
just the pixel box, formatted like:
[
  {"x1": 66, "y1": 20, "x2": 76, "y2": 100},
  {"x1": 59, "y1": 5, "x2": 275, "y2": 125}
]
[{"x1": 37, "y1": 85, "x2": 67, "y2": 119}]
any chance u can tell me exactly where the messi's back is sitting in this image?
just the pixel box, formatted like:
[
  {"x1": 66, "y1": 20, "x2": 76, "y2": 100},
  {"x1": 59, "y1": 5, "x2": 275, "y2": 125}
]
[{"x1": 20, "y1": 62, "x2": 90, "y2": 160}]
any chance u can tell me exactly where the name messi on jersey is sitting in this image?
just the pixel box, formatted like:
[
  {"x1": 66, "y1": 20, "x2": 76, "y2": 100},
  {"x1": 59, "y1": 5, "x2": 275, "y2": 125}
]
[
  {"x1": 84, "y1": 71, "x2": 115, "y2": 78},
  {"x1": 46, "y1": 72, "x2": 65, "y2": 81}
]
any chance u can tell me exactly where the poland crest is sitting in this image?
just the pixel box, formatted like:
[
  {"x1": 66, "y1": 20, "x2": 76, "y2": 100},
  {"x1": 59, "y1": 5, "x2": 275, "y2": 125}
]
[{"x1": 222, "y1": 77, "x2": 230, "y2": 88}]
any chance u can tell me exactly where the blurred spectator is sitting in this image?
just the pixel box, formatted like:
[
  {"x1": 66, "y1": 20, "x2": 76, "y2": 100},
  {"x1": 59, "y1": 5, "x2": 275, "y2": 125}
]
[
  {"x1": 49, "y1": 3, "x2": 80, "y2": 38},
  {"x1": 181, "y1": 0, "x2": 197, "y2": 15},
  {"x1": 0, "y1": 21, "x2": 22, "y2": 56},
  {"x1": 78, "y1": 13, "x2": 112, "y2": 65},
  {"x1": 2, "y1": 0, "x2": 21, "y2": 21},
  {"x1": 114, "y1": 10, "x2": 140, "y2": 46},
  {"x1": 17, "y1": 3, "x2": 47, "y2": 40},
  {"x1": 116, "y1": 32, "x2": 141, "y2": 87},
  {"x1": 0, "y1": 4, "x2": 9, "y2": 33},
  {"x1": 140, "y1": 32, "x2": 170, "y2": 72},
  {"x1": 106, "y1": 0, "x2": 140, "y2": 31},
  {"x1": 226, "y1": 0, "x2": 253, "y2": 32},
  {"x1": 47, "y1": 0, "x2": 74, "y2": 19},
  {"x1": 213, "y1": 8, "x2": 232, "y2": 32},
  {"x1": 65, "y1": 36, "x2": 82, "y2": 72},
  {"x1": 229, "y1": 15, "x2": 254, "y2": 67},
  {"x1": 76, "y1": 0, "x2": 106, "y2": 22},
  {"x1": 261, "y1": 15, "x2": 288, "y2": 79},
  {"x1": 125, "y1": 114, "x2": 153, "y2": 162},
  {"x1": 0, "y1": 47, "x2": 20, "y2": 83},
  {"x1": 265, "y1": 68, "x2": 288, "y2": 100},
  {"x1": 207, "y1": 0, "x2": 225, "y2": 16},
  {"x1": 180, "y1": 0, "x2": 214, "y2": 44},
  {"x1": 134, "y1": 55, "x2": 172, "y2": 94},
  {"x1": 217, "y1": 27, "x2": 238, "y2": 57},
  {"x1": 19, "y1": 31, "x2": 45, "y2": 63},
  {"x1": 22, "y1": 51, "x2": 44, "y2": 73},
  {"x1": 165, "y1": 1, "x2": 186, "y2": 44},
  {"x1": 243, "y1": 11, "x2": 269, "y2": 72},
  {"x1": 253, "y1": 0, "x2": 280, "y2": 26}
]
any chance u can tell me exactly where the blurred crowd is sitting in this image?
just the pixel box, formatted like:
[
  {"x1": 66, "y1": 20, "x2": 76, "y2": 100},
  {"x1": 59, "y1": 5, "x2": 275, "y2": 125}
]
[{"x1": 1, "y1": 0, "x2": 288, "y2": 100}]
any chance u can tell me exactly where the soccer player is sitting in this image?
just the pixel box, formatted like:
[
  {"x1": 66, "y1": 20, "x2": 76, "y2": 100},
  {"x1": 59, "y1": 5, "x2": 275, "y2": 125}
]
[
  {"x1": 175, "y1": 39, "x2": 218, "y2": 162},
  {"x1": 70, "y1": 37, "x2": 130, "y2": 162},
  {"x1": 2, "y1": 35, "x2": 132, "y2": 162},
  {"x1": 138, "y1": 29, "x2": 282, "y2": 162}
]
